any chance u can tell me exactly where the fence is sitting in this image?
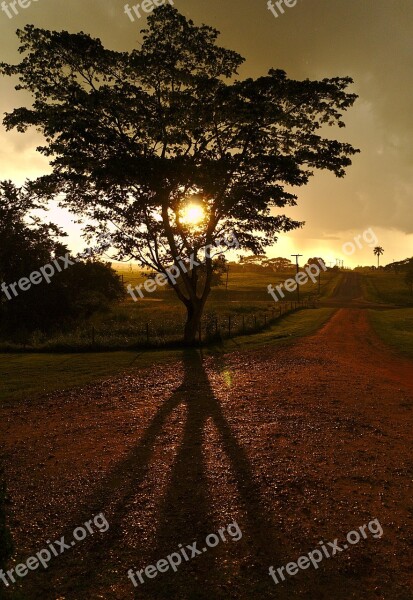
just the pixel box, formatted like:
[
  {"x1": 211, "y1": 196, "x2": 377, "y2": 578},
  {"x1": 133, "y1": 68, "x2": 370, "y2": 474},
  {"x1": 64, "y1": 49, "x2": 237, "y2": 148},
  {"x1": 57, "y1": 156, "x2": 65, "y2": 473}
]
[
  {"x1": 86, "y1": 297, "x2": 317, "y2": 348},
  {"x1": 1, "y1": 297, "x2": 317, "y2": 352}
]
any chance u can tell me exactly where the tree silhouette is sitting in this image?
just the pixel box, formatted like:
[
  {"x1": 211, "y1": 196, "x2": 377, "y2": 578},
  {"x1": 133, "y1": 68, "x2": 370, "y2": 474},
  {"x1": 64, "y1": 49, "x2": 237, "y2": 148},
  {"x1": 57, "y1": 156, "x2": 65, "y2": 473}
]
[
  {"x1": 263, "y1": 257, "x2": 294, "y2": 272},
  {"x1": 373, "y1": 246, "x2": 384, "y2": 268},
  {"x1": 405, "y1": 261, "x2": 413, "y2": 295},
  {"x1": 1, "y1": 6, "x2": 359, "y2": 344},
  {"x1": 0, "y1": 182, "x2": 124, "y2": 336}
]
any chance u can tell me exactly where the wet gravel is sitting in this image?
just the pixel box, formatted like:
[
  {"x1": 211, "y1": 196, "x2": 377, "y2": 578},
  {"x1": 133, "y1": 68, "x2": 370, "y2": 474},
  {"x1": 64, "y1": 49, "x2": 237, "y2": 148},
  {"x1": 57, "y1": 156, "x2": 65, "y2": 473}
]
[{"x1": 1, "y1": 308, "x2": 413, "y2": 599}]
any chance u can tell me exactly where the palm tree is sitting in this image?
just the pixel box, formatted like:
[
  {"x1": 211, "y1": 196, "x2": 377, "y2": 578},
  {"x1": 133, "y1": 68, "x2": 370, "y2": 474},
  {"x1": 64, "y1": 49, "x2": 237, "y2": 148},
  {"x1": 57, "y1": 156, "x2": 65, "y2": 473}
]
[{"x1": 373, "y1": 246, "x2": 384, "y2": 268}]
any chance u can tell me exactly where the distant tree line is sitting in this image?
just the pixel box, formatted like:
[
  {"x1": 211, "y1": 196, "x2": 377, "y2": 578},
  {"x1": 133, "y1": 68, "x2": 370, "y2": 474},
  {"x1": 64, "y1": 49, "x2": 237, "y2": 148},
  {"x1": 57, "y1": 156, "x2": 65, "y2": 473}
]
[
  {"x1": 388, "y1": 258, "x2": 413, "y2": 294},
  {"x1": 383, "y1": 257, "x2": 413, "y2": 273},
  {"x1": 355, "y1": 257, "x2": 413, "y2": 295},
  {"x1": 231, "y1": 256, "x2": 328, "y2": 274}
]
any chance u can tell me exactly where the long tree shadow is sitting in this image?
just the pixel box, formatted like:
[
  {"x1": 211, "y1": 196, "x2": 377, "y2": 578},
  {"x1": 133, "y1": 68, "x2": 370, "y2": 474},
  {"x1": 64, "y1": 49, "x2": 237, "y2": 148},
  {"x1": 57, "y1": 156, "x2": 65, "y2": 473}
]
[
  {"x1": 141, "y1": 349, "x2": 283, "y2": 599},
  {"x1": 23, "y1": 349, "x2": 282, "y2": 599}
]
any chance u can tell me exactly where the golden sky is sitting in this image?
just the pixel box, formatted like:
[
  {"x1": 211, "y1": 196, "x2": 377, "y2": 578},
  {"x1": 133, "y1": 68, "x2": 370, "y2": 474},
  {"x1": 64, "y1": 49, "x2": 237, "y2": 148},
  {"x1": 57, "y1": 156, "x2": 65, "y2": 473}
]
[{"x1": 1, "y1": 0, "x2": 412, "y2": 267}]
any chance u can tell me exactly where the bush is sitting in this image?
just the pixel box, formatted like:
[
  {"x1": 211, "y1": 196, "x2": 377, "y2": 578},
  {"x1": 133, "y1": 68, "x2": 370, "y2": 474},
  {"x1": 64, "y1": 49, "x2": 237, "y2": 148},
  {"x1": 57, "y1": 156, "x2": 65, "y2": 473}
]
[
  {"x1": 1, "y1": 259, "x2": 126, "y2": 339},
  {"x1": 0, "y1": 182, "x2": 125, "y2": 339}
]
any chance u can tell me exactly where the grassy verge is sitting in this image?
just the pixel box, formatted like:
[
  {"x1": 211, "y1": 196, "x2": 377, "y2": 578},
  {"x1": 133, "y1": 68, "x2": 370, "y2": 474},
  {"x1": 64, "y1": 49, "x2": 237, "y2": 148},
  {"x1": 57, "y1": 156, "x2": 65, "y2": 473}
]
[
  {"x1": 361, "y1": 273, "x2": 413, "y2": 306},
  {"x1": 369, "y1": 308, "x2": 413, "y2": 359},
  {"x1": 215, "y1": 307, "x2": 334, "y2": 351},
  {"x1": 0, "y1": 308, "x2": 334, "y2": 404},
  {"x1": 319, "y1": 271, "x2": 343, "y2": 299},
  {"x1": 0, "y1": 271, "x2": 339, "y2": 351}
]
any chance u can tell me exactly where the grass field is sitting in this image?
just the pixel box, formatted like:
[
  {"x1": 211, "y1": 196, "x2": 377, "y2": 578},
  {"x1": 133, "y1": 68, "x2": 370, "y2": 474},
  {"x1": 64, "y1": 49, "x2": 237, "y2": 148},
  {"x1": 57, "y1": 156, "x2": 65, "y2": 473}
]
[
  {"x1": 118, "y1": 264, "x2": 336, "y2": 304},
  {"x1": 360, "y1": 272, "x2": 413, "y2": 358},
  {"x1": 361, "y1": 271, "x2": 413, "y2": 306},
  {"x1": 0, "y1": 268, "x2": 338, "y2": 351},
  {"x1": 84, "y1": 267, "x2": 337, "y2": 346},
  {"x1": 2, "y1": 268, "x2": 411, "y2": 401},
  {"x1": 0, "y1": 307, "x2": 334, "y2": 403},
  {"x1": 369, "y1": 308, "x2": 413, "y2": 359}
]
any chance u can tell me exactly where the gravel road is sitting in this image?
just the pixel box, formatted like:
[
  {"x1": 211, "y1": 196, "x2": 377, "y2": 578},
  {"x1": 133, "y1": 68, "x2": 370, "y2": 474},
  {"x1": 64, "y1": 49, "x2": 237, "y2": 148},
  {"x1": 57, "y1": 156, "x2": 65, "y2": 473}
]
[{"x1": 1, "y1": 275, "x2": 412, "y2": 599}]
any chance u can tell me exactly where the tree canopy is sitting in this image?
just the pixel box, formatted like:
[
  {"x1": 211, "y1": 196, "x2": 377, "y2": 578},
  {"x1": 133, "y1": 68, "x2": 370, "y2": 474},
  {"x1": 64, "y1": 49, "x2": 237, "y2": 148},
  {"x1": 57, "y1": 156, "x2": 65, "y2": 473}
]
[
  {"x1": 1, "y1": 5, "x2": 359, "y2": 342},
  {"x1": 0, "y1": 182, "x2": 125, "y2": 338}
]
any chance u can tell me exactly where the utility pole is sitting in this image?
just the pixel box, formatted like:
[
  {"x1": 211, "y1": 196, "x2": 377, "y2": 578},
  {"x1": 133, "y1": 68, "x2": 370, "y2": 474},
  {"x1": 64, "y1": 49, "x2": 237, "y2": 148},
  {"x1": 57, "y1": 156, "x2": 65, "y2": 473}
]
[{"x1": 291, "y1": 254, "x2": 303, "y2": 302}]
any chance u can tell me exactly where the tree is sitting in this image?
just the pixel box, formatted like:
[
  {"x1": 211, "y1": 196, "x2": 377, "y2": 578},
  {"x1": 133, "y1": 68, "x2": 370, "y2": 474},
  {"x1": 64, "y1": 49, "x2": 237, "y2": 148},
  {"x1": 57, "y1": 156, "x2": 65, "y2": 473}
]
[
  {"x1": 240, "y1": 255, "x2": 268, "y2": 266},
  {"x1": 306, "y1": 257, "x2": 326, "y2": 269},
  {"x1": 384, "y1": 257, "x2": 412, "y2": 274},
  {"x1": 210, "y1": 254, "x2": 228, "y2": 287},
  {"x1": 1, "y1": 6, "x2": 359, "y2": 344},
  {"x1": 0, "y1": 182, "x2": 125, "y2": 337},
  {"x1": 57, "y1": 259, "x2": 126, "y2": 321},
  {"x1": 239, "y1": 255, "x2": 268, "y2": 272},
  {"x1": 262, "y1": 257, "x2": 294, "y2": 272},
  {"x1": 306, "y1": 257, "x2": 326, "y2": 293},
  {"x1": 0, "y1": 180, "x2": 65, "y2": 333},
  {"x1": 373, "y1": 246, "x2": 384, "y2": 268},
  {"x1": 405, "y1": 263, "x2": 413, "y2": 295}
]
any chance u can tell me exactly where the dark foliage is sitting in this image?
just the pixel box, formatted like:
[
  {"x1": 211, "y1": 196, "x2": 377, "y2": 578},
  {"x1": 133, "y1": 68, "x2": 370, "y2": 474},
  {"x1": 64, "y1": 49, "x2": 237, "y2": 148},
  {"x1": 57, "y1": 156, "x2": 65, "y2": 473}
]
[
  {"x1": 0, "y1": 182, "x2": 125, "y2": 338},
  {"x1": 1, "y1": 6, "x2": 359, "y2": 342}
]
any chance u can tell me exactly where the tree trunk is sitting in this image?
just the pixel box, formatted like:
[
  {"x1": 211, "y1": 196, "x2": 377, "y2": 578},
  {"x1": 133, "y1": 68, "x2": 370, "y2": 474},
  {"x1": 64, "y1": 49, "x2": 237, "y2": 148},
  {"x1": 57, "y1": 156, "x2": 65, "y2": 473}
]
[{"x1": 184, "y1": 299, "x2": 204, "y2": 345}]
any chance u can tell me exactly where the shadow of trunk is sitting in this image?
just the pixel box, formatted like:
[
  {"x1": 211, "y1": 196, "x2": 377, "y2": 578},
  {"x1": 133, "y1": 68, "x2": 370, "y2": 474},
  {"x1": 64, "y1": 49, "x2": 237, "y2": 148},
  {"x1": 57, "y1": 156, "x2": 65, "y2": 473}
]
[
  {"x1": 21, "y1": 350, "x2": 283, "y2": 599},
  {"x1": 139, "y1": 350, "x2": 283, "y2": 599}
]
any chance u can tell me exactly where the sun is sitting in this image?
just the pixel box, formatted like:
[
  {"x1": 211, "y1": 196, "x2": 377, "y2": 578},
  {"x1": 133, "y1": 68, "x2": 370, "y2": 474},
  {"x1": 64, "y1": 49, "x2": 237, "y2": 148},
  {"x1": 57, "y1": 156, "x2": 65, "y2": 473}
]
[{"x1": 179, "y1": 202, "x2": 205, "y2": 226}]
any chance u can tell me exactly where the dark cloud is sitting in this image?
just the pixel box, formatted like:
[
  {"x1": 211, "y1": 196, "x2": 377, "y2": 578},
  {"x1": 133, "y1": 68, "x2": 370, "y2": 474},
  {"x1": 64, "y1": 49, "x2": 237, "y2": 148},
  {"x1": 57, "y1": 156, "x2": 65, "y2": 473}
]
[{"x1": 0, "y1": 0, "x2": 411, "y2": 262}]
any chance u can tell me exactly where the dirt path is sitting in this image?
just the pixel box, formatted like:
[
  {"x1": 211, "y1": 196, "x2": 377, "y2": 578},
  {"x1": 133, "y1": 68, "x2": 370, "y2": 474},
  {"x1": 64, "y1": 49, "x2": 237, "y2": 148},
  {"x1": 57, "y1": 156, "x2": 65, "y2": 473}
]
[{"x1": 1, "y1": 276, "x2": 413, "y2": 599}]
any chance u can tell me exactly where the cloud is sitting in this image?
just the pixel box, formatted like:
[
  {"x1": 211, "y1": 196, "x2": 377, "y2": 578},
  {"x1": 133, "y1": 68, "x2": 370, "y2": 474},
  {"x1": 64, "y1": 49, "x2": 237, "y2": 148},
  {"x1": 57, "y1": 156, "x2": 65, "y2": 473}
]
[{"x1": 0, "y1": 0, "x2": 411, "y2": 262}]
